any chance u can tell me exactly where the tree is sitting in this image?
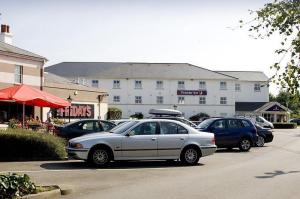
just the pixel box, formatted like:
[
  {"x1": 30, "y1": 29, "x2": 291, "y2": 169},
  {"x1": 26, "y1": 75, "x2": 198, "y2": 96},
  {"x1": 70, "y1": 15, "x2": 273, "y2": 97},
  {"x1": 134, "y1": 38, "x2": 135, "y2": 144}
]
[
  {"x1": 107, "y1": 107, "x2": 122, "y2": 120},
  {"x1": 241, "y1": 0, "x2": 300, "y2": 93},
  {"x1": 271, "y1": 90, "x2": 300, "y2": 117}
]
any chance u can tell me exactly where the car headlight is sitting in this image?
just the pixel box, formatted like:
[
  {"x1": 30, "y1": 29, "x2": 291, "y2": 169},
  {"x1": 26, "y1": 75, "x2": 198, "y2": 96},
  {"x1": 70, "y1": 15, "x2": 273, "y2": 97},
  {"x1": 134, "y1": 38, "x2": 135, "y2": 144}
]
[{"x1": 69, "y1": 143, "x2": 84, "y2": 149}]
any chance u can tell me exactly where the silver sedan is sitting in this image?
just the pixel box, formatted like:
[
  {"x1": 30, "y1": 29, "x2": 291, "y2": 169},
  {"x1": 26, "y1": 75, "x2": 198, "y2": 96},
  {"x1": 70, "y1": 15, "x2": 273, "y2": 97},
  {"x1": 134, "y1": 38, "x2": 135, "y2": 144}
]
[{"x1": 67, "y1": 119, "x2": 217, "y2": 166}]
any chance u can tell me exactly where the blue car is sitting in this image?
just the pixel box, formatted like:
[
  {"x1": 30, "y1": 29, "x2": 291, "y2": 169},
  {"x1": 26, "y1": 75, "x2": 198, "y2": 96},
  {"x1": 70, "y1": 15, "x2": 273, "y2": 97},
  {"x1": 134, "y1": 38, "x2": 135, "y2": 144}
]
[{"x1": 196, "y1": 118, "x2": 258, "y2": 151}]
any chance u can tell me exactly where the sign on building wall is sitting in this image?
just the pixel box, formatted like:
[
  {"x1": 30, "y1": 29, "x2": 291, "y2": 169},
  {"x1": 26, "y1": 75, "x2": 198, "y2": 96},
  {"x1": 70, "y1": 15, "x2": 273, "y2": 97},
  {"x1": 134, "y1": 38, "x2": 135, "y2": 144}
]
[
  {"x1": 265, "y1": 105, "x2": 285, "y2": 112},
  {"x1": 56, "y1": 104, "x2": 94, "y2": 119},
  {"x1": 177, "y1": 90, "x2": 207, "y2": 96}
]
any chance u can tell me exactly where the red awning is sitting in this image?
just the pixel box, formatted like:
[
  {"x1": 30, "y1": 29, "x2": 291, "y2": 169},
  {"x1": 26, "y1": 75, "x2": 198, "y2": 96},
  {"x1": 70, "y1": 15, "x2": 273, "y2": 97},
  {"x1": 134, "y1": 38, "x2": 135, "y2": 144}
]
[{"x1": 0, "y1": 84, "x2": 70, "y2": 108}]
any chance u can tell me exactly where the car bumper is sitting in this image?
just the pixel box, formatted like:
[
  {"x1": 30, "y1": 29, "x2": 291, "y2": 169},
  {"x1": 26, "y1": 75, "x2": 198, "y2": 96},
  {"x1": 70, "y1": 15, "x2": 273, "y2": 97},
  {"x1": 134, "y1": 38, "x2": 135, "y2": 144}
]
[
  {"x1": 67, "y1": 147, "x2": 89, "y2": 160},
  {"x1": 264, "y1": 133, "x2": 274, "y2": 143},
  {"x1": 201, "y1": 145, "x2": 217, "y2": 157}
]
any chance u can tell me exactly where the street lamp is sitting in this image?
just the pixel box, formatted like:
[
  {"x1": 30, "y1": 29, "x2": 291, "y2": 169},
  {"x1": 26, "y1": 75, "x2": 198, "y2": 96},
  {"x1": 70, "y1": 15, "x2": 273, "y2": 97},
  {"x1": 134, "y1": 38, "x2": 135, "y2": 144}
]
[{"x1": 67, "y1": 95, "x2": 73, "y2": 123}]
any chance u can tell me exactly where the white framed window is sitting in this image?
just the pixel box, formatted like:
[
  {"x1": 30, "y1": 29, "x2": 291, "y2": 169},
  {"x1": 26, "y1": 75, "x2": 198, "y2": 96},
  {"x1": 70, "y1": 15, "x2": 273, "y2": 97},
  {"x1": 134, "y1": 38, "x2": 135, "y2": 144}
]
[
  {"x1": 14, "y1": 65, "x2": 23, "y2": 84},
  {"x1": 235, "y1": 83, "x2": 241, "y2": 92},
  {"x1": 113, "y1": 80, "x2": 120, "y2": 89},
  {"x1": 113, "y1": 96, "x2": 120, "y2": 103},
  {"x1": 135, "y1": 96, "x2": 142, "y2": 104},
  {"x1": 254, "y1": 83, "x2": 261, "y2": 92},
  {"x1": 156, "y1": 80, "x2": 164, "y2": 89},
  {"x1": 178, "y1": 96, "x2": 185, "y2": 104},
  {"x1": 199, "y1": 96, "x2": 206, "y2": 104},
  {"x1": 178, "y1": 81, "x2": 185, "y2": 89},
  {"x1": 156, "y1": 96, "x2": 164, "y2": 104},
  {"x1": 199, "y1": 81, "x2": 206, "y2": 89},
  {"x1": 220, "y1": 97, "x2": 227, "y2": 105},
  {"x1": 135, "y1": 80, "x2": 142, "y2": 89},
  {"x1": 220, "y1": 81, "x2": 227, "y2": 90},
  {"x1": 91, "y1": 80, "x2": 99, "y2": 88}
]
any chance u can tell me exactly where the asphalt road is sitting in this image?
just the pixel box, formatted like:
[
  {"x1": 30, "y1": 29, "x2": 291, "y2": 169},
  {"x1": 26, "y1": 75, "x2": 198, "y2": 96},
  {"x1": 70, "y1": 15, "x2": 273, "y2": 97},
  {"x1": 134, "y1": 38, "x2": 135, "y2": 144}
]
[{"x1": 1, "y1": 128, "x2": 300, "y2": 199}]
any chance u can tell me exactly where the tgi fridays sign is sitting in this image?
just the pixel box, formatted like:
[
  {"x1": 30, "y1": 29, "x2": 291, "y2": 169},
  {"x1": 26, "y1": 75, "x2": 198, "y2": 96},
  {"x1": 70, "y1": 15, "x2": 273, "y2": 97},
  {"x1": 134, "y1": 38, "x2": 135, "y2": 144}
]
[
  {"x1": 57, "y1": 104, "x2": 94, "y2": 119},
  {"x1": 177, "y1": 90, "x2": 207, "y2": 96}
]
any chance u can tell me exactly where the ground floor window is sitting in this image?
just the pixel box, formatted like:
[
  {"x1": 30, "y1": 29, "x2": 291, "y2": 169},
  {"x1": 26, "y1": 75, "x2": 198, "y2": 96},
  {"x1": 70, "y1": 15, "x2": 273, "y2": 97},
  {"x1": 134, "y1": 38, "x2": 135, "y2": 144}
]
[
  {"x1": 263, "y1": 113, "x2": 274, "y2": 122},
  {"x1": 0, "y1": 102, "x2": 34, "y2": 123}
]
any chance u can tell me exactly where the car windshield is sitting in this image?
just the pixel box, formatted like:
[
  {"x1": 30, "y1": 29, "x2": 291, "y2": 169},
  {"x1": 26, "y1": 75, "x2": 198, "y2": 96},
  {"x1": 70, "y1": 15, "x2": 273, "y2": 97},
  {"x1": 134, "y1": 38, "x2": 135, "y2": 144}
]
[
  {"x1": 197, "y1": 119, "x2": 214, "y2": 129},
  {"x1": 110, "y1": 121, "x2": 139, "y2": 134}
]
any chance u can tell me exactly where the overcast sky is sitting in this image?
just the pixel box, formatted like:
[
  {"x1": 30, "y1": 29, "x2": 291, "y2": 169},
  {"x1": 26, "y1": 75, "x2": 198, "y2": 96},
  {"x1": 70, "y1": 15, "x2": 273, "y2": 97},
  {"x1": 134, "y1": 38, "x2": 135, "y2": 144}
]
[{"x1": 1, "y1": 0, "x2": 281, "y2": 94}]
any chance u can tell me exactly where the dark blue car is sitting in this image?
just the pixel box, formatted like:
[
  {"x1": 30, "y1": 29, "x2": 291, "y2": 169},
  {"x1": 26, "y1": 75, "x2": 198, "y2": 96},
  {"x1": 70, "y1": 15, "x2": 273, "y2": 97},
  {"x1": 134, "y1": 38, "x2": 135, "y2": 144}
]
[{"x1": 196, "y1": 118, "x2": 258, "y2": 151}]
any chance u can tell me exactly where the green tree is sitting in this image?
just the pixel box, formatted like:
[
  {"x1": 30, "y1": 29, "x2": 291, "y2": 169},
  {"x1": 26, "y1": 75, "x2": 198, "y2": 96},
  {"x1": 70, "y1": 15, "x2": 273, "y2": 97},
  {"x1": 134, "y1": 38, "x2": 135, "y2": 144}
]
[
  {"x1": 272, "y1": 90, "x2": 300, "y2": 117},
  {"x1": 241, "y1": 0, "x2": 300, "y2": 93}
]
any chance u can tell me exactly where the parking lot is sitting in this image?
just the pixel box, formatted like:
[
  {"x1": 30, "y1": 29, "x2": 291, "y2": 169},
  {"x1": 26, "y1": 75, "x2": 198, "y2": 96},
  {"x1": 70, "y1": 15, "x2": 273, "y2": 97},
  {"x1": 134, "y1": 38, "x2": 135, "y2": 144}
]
[{"x1": 1, "y1": 128, "x2": 300, "y2": 199}]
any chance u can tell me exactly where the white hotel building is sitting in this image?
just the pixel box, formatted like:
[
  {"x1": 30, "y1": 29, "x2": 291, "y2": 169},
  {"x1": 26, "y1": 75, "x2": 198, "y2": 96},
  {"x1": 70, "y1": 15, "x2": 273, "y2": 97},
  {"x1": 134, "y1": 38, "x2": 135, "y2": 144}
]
[{"x1": 44, "y1": 62, "x2": 285, "y2": 120}]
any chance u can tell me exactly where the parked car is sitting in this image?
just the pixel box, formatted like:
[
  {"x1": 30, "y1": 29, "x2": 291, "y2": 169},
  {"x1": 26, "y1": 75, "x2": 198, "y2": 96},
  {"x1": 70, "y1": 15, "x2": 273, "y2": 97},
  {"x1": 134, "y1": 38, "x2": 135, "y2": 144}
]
[
  {"x1": 255, "y1": 124, "x2": 274, "y2": 147},
  {"x1": 196, "y1": 118, "x2": 258, "y2": 151},
  {"x1": 290, "y1": 118, "x2": 300, "y2": 125},
  {"x1": 55, "y1": 119, "x2": 116, "y2": 140},
  {"x1": 148, "y1": 108, "x2": 197, "y2": 128},
  {"x1": 241, "y1": 116, "x2": 274, "y2": 129},
  {"x1": 67, "y1": 119, "x2": 217, "y2": 167}
]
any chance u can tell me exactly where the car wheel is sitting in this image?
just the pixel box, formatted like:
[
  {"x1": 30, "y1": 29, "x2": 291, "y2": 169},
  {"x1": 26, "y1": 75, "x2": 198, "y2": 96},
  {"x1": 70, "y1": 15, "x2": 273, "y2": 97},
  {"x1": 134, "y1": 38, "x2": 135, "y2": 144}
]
[
  {"x1": 180, "y1": 147, "x2": 200, "y2": 165},
  {"x1": 239, "y1": 138, "x2": 251, "y2": 152},
  {"x1": 89, "y1": 147, "x2": 111, "y2": 167},
  {"x1": 256, "y1": 136, "x2": 265, "y2": 147}
]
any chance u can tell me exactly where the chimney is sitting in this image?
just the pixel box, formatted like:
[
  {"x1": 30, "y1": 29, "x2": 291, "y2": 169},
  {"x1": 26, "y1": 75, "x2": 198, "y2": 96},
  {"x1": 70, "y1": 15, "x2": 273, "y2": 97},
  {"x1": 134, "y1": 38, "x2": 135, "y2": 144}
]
[{"x1": 0, "y1": 24, "x2": 13, "y2": 44}]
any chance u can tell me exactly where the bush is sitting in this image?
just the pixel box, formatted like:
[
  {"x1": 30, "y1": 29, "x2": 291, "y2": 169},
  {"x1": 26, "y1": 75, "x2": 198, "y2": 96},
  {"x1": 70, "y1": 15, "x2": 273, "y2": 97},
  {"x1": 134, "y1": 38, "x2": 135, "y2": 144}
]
[
  {"x1": 0, "y1": 173, "x2": 36, "y2": 198},
  {"x1": 8, "y1": 118, "x2": 21, "y2": 129},
  {"x1": 107, "y1": 107, "x2": 122, "y2": 120},
  {"x1": 189, "y1": 112, "x2": 210, "y2": 121},
  {"x1": 273, "y1": 123, "x2": 297, "y2": 129},
  {"x1": 0, "y1": 129, "x2": 67, "y2": 161},
  {"x1": 130, "y1": 113, "x2": 144, "y2": 119}
]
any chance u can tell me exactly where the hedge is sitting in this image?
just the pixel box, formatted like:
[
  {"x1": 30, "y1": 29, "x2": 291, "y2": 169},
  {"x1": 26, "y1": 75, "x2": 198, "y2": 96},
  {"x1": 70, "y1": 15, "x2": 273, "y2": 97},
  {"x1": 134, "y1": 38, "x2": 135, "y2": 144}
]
[
  {"x1": 273, "y1": 123, "x2": 297, "y2": 129},
  {"x1": 0, "y1": 129, "x2": 67, "y2": 161}
]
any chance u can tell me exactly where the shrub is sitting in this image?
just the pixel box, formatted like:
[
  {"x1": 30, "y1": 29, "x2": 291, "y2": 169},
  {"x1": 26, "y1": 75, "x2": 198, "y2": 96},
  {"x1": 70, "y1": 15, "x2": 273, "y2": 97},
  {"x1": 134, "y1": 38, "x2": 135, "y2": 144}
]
[
  {"x1": 189, "y1": 112, "x2": 210, "y2": 121},
  {"x1": 273, "y1": 123, "x2": 297, "y2": 129},
  {"x1": 0, "y1": 129, "x2": 67, "y2": 161},
  {"x1": 0, "y1": 173, "x2": 36, "y2": 198},
  {"x1": 107, "y1": 107, "x2": 122, "y2": 120},
  {"x1": 130, "y1": 113, "x2": 144, "y2": 119},
  {"x1": 8, "y1": 118, "x2": 21, "y2": 129}
]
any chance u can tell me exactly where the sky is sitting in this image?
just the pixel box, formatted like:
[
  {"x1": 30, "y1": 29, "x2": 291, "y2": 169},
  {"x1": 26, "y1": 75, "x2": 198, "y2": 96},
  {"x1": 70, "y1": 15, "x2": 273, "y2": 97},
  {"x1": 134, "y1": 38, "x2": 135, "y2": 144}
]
[{"x1": 1, "y1": 0, "x2": 281, "y2": 94}]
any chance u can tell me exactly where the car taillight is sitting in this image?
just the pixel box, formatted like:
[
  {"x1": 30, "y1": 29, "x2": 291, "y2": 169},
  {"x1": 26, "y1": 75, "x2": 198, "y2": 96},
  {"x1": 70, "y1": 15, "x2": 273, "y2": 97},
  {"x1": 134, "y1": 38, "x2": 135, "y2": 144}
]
[{"x1": 211, "y1": 136, "x2": 215, "y2": 144}]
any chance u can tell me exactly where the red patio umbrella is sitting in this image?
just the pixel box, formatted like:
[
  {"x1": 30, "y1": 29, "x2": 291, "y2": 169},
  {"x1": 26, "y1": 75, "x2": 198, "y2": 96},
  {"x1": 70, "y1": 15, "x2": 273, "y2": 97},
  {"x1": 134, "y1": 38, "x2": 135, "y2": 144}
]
[{"x1": 0, "y1": 84, "x2": 70, "y2": 127}]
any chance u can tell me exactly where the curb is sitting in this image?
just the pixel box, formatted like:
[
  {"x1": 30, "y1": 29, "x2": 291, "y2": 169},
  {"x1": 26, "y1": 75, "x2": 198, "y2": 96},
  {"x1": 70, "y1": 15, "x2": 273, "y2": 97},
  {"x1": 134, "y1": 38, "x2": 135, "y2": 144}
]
[{"x1": 20, "y1": 185, "x2": 73, "y2": 199}]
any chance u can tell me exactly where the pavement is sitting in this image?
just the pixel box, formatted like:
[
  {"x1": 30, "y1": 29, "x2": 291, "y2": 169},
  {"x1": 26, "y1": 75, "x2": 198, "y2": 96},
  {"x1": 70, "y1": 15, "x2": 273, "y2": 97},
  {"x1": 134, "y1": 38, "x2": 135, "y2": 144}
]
[{"x1": 1, "y1": 128, "x2": 300, "y2": 199}]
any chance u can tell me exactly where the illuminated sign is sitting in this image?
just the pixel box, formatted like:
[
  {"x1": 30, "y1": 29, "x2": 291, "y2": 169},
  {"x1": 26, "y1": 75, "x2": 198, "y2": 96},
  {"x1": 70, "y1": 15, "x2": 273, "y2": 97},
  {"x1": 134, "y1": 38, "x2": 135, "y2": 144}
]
[
  {"x1": 57, "y1": 104, "x2": 94, "y2": 118},
  {"x1": 177, "y1": 90, "x2": 207, "y2": 96}
]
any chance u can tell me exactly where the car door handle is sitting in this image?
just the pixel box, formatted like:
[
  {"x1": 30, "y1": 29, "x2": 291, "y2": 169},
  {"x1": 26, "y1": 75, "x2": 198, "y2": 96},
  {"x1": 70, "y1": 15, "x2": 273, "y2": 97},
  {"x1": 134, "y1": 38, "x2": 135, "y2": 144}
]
[
  {"x1": 180, "y1": 137, "x2": 185, "y2": 140},
  {"x1": 151, "y1": 138, "x2": 157, "y2": 141}
]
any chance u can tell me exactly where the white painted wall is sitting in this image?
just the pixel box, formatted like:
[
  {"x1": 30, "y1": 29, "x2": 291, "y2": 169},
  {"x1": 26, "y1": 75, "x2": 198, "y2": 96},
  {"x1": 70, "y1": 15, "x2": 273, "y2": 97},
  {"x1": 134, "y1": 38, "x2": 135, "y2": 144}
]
[{"x1": 235, "y1": 81, "x2": 269, "y2": 102}]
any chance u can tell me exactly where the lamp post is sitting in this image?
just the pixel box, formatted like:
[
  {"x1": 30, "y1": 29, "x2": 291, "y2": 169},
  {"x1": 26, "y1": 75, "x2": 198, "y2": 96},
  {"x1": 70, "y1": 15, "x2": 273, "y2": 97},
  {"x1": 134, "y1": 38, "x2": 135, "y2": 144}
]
[{"x1": 67, "y1": 95, "x2": 73, "y2": 123}]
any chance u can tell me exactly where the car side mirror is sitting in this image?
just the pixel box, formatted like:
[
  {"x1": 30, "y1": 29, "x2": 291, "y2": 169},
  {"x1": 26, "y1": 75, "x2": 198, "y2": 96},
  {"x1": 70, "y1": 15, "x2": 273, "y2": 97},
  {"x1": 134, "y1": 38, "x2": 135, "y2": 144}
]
[{"x1": 126, "y1": 131, "x2": 135, "y2": 137}]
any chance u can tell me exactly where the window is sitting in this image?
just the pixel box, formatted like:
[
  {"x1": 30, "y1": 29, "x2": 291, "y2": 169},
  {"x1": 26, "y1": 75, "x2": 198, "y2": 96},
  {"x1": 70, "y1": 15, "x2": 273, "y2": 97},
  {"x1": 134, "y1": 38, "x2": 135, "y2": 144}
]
[
  {"x1": 212, "y1": 120, "x2": 226, "y2": 129},
  {"x1": 199, "y1": 97, "x2": 206, "y2": 104},
  {"x1": 130, "y1": 122, "x2": 158, "y2": 135},
  {"x1": 227, "y1": 119, "x2": 243, "y2": 128},
  {"x1": 178, "y1": 81, "x2": 185, "y2": 89},
  {"x1": 135, "y1": 80, "x2": 142, "y2": 89},
  {"x1": 199, "y1": 81, "x2": 206, "y2": 89},
  {"x1": 160, "y1": 122, "x2": 188, "y2": 134},
  {"x1": 91, "y1": 80, "x2": 99, "y2": 88},
  {"x1": 135, "y1": 96, "x2": 142, "y2": 104},
  {"x1": 14, "y1": 65, "x2": 23, "y2": 84},
  {"x1": 235, "y1": 83, "x2": 241, "y2": 92},
  {"x1": 156, "y1": 80, "x2": 164, "y2": 89},
  {"x1": 100, "y1": 121, "x2": 115, "y2": 131},
  {"x1": 241, "y1": 120, "x2": 251, "y2": 127},
  {"x1": 220, "y1": 97, "x2": 227, "y2": 105},
  {"x1": 220, "y1": 81, "x2": 227, "y2": 90},
  {"x1": 178, "y1": 96, "x2": 185, "y2": 104},
  {"x1": 254, "y1": 83, "x2": 261, "y2": 92},
  {"x1": 113, "y1": 80, "x2": 120, "y2": 89},
  {"x1": 156, "y1": 96, "x2": 163, "y2": 104},
  {"x1": 113, "y1": 96, "x2": 120, "y2": 103}
]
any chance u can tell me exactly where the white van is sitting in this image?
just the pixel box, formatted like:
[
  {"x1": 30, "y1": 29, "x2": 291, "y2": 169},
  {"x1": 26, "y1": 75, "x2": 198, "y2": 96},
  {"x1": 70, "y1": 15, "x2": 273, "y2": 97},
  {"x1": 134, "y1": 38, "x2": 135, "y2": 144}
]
[{"x1": 244, "y1": 116, "x2": 274, "y2": 129}]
